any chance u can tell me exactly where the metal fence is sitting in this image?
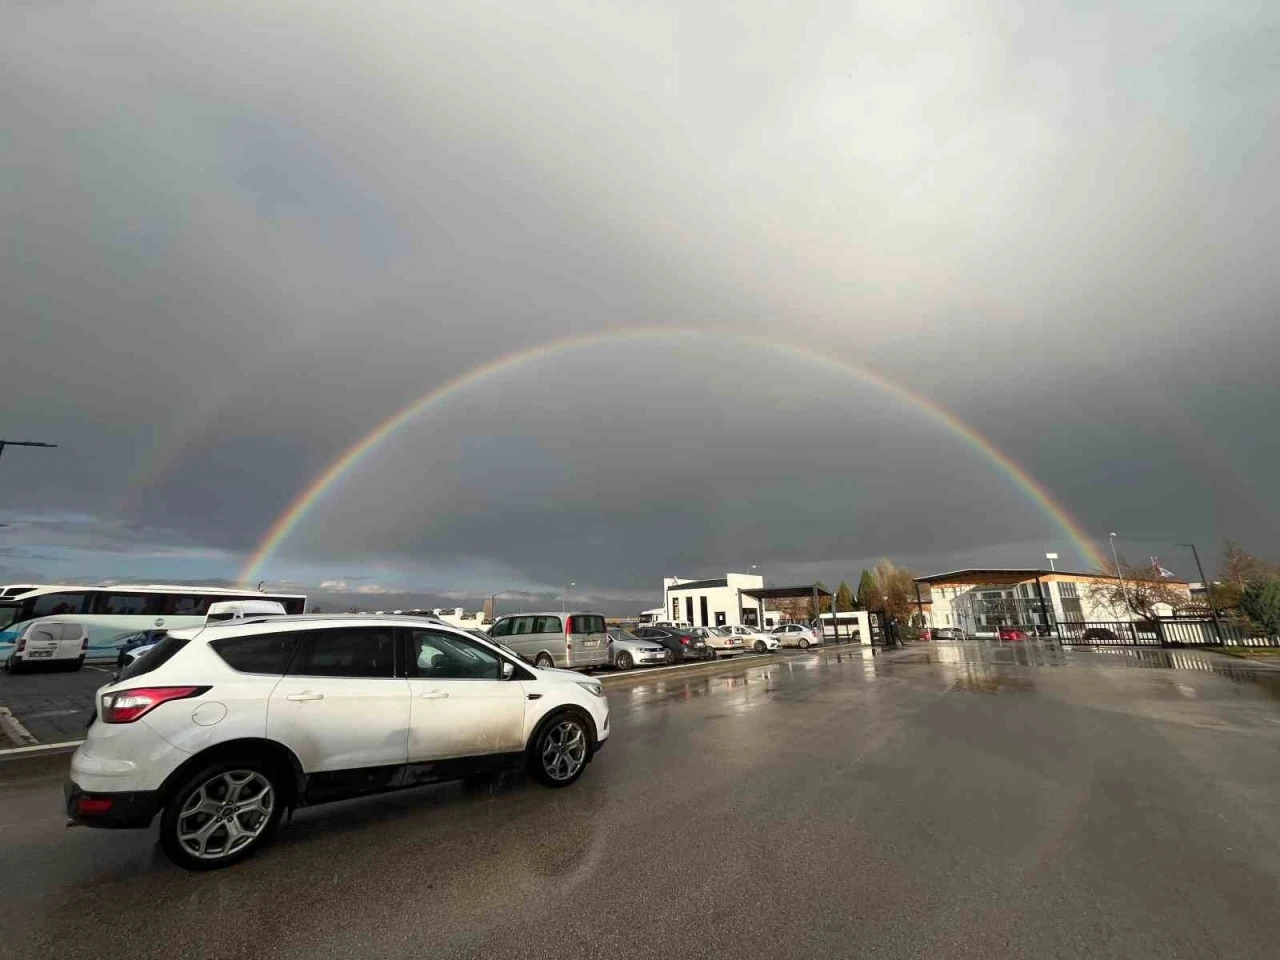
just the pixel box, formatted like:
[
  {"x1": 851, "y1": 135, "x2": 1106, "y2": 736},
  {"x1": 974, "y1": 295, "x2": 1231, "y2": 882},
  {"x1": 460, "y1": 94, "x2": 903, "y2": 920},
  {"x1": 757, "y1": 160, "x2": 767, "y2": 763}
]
[{"x1": 1057, "y1": 618, "x2": 1279, "y2": 648}]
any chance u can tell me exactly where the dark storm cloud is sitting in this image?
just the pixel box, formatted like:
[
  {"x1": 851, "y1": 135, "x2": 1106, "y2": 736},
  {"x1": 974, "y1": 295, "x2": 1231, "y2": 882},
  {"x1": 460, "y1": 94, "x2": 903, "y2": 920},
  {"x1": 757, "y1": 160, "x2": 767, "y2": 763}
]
[{"x1": 2, "y1": 1, "x2": 1278, "y2": 597}]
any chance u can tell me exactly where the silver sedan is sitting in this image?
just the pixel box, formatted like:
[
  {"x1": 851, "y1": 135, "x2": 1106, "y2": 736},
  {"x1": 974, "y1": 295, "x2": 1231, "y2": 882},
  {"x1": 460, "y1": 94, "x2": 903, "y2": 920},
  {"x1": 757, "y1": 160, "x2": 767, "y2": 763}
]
[{"x1": 608, "y1": 631, "x2": 669, "y2": 670}]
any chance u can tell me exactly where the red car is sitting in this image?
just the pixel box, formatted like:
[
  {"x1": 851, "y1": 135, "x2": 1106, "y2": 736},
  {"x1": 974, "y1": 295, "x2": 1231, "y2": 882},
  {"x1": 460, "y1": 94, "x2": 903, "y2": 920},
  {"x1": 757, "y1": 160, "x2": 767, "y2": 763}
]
[{"x1": 997, "y1": 626, "x2": 1028, "y2": 641}]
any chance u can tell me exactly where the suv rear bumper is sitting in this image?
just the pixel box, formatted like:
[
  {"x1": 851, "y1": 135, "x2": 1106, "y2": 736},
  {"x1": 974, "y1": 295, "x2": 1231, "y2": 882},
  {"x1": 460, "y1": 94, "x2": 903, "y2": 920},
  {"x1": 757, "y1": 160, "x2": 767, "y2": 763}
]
[{"x1": 65, "y1": 780, "x2": 160, "y2": 830}]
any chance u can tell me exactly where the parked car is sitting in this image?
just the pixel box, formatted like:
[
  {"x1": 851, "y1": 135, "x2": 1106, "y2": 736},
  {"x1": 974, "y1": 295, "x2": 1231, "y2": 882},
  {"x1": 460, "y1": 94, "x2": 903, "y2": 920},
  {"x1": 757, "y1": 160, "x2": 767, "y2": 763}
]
[
  {"x1": 607, "y1": 630, "x2": 668, "y2": 670},
  {"x1": 5, "y1": 618, "x2": 89, "y2": 672},
  {"x1": 771, "y1": 623, "x2": 821, "y2": 649},
  {"x1": 721, "y1": 624, "x2": 778, "y2": 653},
  {"x1": 997, "y1": 626, "x2": 1029, "y2": 641},
  {"x1": 1080, "y1": 627, "x2": 1119, "y2": 644},
  {"x1": 632, "y1": 625, "x2": 708, "y2": 663},
  {"x1": 691, "y1": 626, "x2": 744, "y2": 657},
  {"x1": 66, "y1": 614, "x2": 610, "y2": 870},
  {"x1": 931, "y1": 627, "x2": 965, "y2": 641},
  {"x1": 487, "y1": 611, "x2": 610, "y2": 670},
  {"x1": 116, "y1": 630, "x2": 168, "y2": 668}
]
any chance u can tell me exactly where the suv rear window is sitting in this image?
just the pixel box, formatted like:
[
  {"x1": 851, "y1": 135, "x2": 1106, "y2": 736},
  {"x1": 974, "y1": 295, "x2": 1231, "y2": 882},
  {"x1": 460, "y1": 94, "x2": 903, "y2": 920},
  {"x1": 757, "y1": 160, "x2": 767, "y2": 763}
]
[
  {"x1": 117, "y1": 634, "x2": 190, "y2": 682},
  {"x1": 569, "y1": 615, "x2": 605, "y2": 634},
  {"x1": 212, "y1": 633, "x2": 299, "y2": 675}
]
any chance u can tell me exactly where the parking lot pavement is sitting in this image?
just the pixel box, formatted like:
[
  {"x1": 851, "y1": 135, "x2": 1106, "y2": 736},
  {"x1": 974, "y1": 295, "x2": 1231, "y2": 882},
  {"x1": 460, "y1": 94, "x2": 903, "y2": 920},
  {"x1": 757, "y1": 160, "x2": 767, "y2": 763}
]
[
  {"x1": 5, "y1": 643, "x2": 1280, "y2": 959},
  {"x1": 0, "y1": 664, "x2": 108, "y2": 745}
]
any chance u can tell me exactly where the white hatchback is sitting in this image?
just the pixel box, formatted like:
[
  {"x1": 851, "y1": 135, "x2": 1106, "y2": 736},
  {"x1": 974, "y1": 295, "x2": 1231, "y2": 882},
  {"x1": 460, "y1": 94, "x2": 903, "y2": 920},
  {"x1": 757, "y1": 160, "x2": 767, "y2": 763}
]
[
  {"x1": 66, "y1": 615, "x2": 611, "y2": 870},
  {"x1": 771, "y1": 623, "x2": 822, "y2": 649},
  {"x1": 5, "y1": 618, "x2": 89, "y2": 672}
]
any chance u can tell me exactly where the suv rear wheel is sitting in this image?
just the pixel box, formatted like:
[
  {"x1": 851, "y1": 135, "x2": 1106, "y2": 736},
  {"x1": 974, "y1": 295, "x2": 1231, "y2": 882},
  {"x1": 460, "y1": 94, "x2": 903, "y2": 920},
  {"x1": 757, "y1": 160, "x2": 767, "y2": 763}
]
[
  {"x1": 534, "y1": 653, "x2": 555, "y2": 669},
  {"x1": 160, "y1": 758, "x2": 285, "y2": 870}
]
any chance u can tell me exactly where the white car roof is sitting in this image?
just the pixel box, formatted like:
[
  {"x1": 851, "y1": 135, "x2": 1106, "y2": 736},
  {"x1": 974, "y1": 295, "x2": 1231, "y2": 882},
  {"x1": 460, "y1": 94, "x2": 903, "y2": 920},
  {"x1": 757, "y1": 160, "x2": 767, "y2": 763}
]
[{"x1": 166, "y1": 613, "x2": 451, "y2": 642}]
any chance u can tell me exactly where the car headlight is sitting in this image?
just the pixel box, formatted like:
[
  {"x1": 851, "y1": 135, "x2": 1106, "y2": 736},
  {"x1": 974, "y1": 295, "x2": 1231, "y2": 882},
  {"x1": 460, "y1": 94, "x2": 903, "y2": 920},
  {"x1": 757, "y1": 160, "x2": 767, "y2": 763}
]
[{"x1": 575, "y1": 680, "x2": 605, "y2": 698}]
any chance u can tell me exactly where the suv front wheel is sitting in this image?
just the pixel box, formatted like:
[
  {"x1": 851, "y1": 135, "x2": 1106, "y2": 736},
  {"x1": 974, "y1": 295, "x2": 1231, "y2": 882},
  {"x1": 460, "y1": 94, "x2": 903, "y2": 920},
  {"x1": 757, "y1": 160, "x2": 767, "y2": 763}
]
[
  {"x1": 160, "y1": 758, "x2": 286, "y2": 871},
  {"x1": 528, "y1": 713, "x2": 591, "y2": 788}
]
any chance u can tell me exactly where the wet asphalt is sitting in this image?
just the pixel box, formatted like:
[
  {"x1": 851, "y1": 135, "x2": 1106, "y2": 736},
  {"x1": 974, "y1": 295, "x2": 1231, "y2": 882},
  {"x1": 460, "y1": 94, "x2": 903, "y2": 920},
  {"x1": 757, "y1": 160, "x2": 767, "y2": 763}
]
[{"x1": 4, "y1": 642, "x2": 1280, "y2": 960}]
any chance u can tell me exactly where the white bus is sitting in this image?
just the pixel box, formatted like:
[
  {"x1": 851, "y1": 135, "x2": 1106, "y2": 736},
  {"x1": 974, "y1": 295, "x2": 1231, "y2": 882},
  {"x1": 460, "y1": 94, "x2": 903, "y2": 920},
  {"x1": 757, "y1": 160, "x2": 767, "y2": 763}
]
[
  {"x1": 0, "y1": 584, "x2": 306, "y2": 662},
  {"x1": 813, "y1": 611, "x2": 880, "y2": 645}
]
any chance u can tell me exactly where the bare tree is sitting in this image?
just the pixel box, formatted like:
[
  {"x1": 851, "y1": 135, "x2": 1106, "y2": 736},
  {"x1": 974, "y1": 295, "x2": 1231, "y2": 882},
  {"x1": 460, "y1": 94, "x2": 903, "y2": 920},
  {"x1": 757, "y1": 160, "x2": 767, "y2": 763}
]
[
  {"x1": 1087, "y1": 556, "x2": 1188, "y2": 619},
  {"x1": 872, "y1": 559, "x2": 920, "y2": 627}
]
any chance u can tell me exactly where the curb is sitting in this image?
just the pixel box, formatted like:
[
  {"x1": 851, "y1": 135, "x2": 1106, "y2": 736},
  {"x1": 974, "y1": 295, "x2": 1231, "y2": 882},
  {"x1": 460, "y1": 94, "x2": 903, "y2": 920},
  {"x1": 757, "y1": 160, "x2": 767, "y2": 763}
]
[
  {"x1": 0, "y1": 705, "x2": 38, "y2": 749},
  {"x1": 0, "y1": 740, "x2": 80, "y2": 779}
]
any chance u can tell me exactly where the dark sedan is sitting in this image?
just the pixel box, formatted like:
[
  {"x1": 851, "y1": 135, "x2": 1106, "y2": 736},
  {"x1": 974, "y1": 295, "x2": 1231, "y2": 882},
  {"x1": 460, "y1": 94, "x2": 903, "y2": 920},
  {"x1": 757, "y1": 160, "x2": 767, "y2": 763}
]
[{"x1": 632, "y1": 626, "x2": 711, "y2": 663}]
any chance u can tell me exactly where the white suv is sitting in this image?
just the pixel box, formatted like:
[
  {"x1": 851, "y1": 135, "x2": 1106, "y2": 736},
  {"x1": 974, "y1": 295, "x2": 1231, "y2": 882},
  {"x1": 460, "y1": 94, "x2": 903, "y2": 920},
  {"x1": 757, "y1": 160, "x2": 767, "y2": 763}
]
[{"x1": 66, "y1": 615, "x2": 610, "y2": 870}]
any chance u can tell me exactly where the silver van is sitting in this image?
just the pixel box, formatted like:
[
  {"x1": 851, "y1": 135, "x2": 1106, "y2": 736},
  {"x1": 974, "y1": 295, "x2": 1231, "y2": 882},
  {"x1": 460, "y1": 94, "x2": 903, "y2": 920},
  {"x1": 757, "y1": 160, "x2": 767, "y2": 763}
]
[{"x1": 487, "y1": 611, "x2": 609, "y2": 670}]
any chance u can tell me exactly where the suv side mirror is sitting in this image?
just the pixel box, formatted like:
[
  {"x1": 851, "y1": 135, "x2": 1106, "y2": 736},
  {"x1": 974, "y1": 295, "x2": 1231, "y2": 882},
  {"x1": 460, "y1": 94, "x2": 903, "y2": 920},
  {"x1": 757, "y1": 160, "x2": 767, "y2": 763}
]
[{"x1": 501, "y1": 660, "x2": 515, "y2": 680}]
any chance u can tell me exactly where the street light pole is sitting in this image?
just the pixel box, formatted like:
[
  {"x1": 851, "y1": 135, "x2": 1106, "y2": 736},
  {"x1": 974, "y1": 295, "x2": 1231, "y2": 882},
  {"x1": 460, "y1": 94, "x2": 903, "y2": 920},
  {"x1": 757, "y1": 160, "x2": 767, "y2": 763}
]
[
  {"x1": 1177, "y1": 543, "x2": 1222, "y2": 642},
  {"x1": 1109, "y1": 533, "x2": 1133, "y2": 620},
  {"x1": 562, "y1": 581, "x2": 575, "y2": 613}
]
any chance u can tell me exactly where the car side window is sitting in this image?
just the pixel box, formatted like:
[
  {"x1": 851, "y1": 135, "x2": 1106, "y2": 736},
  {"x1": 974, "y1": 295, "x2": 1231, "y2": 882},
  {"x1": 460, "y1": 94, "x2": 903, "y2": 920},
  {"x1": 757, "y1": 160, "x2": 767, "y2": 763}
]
[
  {"x1": 533, "y1": 615, "x2": 562, "y2": 634},
  {"x1": 489, "y1": 619, "x2": 511, "y2": 638},
  {"x1": 406, "y1": 628, "x2": 502, "y2": 680},
  {"x1": 288, "y1": 628, "x2": 395, "y2": 678},
  {"x1": 212, "y1": 632, "x2": 300, "y2": 675}
]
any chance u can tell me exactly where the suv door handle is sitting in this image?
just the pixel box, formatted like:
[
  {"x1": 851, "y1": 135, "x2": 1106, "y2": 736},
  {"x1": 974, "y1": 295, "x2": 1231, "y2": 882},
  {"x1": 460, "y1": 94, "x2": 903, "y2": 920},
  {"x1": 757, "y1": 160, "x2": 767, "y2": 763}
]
[
  {"x1": 420, "y1": 691, "x2": 449, "y2": 700},
  {"x1": 286, "y1": 692, "x2": 325, "y2": 702}
]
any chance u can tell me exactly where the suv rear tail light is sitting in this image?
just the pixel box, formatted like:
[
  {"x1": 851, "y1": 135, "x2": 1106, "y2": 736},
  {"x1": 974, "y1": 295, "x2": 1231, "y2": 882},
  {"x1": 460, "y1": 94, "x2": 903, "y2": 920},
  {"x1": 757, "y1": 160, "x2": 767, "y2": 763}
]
[
  {"x1": 680, "y1": 636, "x2": 689, "y2": 645},
  {"x1": 101, "y1": 686, "x2": 208, "y2": 724},
  {"x1": 564, "y1": 616, "x2": 574, "y2": 635},
  {"x1": 15, "y1": 633, "x2": 26, "y2": 654}
]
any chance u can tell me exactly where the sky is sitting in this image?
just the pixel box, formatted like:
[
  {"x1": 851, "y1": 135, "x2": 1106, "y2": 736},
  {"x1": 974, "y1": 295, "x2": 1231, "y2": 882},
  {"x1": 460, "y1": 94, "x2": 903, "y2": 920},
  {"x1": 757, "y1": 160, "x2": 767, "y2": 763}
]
[{"x1": 2, "y1": 1, "x2": 1278, "y2": 615}]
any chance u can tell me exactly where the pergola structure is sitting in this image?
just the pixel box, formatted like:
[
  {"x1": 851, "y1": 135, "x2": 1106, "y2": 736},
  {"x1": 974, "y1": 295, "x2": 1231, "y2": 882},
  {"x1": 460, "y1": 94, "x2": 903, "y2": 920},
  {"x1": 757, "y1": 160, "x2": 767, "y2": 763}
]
[{"x1": 738, "y1": 583, "x2": 856, "y2": 642}]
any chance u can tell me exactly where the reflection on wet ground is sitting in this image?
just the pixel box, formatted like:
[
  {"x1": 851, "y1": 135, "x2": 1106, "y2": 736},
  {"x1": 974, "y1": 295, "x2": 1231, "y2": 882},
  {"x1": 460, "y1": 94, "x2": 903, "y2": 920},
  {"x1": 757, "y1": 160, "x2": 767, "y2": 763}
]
[
  {"x1": 883, "y1": 640, "x2": 1280, "y2": 701},
  {"x1": 950, "y1": 674, "x2": 1036, "y2": 695}
]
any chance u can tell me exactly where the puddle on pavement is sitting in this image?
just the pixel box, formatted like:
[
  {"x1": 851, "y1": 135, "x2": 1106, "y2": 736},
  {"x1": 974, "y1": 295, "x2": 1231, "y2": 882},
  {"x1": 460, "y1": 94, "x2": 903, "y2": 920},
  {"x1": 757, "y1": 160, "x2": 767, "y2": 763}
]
[
  {"x1": 950, "y1": 674, "x2": 1036, "y2": 695},
  {"x1": 903, "y1": 642, "x2": 1280, "y2": 702}
]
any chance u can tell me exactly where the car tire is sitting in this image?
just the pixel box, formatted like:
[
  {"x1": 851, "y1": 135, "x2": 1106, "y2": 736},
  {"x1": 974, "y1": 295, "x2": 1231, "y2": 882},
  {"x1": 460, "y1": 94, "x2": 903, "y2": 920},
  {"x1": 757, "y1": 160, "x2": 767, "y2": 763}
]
[
  {"x1": 754, "y1": 640, "x2": 765, "y2": 653},
  {"x1": 799, "y1": 638, "x2": 810, "y2": 649},
  {"x1": 534, "y1": 653, "x2": 555, "y2": 669},
  {"x1": 663, "y1": 650, "x2": 675, "y2": 665},
  {"x1": 159, "y1": 758, "x2": 286, "y2": 871},
  {"x1": 527, "y1": 712, "x2": 591, "y2": 788},
  {"x1": 615, "y1": 652, "x2": 633, "y2": 671},
  {"x1": 5, "y1": 657, "x2": 20, "y2": 674}
]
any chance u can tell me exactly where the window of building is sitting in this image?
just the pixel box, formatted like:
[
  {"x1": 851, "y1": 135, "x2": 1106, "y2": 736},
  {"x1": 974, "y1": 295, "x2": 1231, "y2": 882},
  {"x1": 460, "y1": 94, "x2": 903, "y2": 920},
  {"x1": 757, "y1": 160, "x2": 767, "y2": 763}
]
[
  {"x1": 1059, "y1": 582, "x2": 1079, "y2": 599},
  {"x1": 699, "y1": 596, "x2": 709, "y2": 627},
  {"x1": 1061, "y1": 598, "x2": 1084, "y2": 621}
]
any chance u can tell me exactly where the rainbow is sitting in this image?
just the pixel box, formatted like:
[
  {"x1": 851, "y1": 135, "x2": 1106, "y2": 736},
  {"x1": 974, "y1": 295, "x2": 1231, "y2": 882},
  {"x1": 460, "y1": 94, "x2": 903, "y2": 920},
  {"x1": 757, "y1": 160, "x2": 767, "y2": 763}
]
[{"x1": 238, "y1": 328, "x2": 1108, "y2": 584}]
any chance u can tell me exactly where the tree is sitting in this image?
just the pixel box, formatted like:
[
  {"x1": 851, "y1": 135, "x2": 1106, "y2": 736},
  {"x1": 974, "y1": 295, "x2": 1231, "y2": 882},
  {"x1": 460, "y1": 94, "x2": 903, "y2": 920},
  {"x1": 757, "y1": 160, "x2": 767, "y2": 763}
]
[
  {"x1": 814, "y1": 581, "x2": 832, "y2": 615},
  {"x1": 1087, "y1": 555, "x2": 1188, "y2": 619},
  {"x1": 856, "y1": 570, "x2": 878, "y2": 611},
  {"x1": 1241, "y1": 580, "x2": 1280, "y2": 637},
  {"x1": 873, "y1": 559, "x2": 918, "y2": 626},
  {"x1": 835, "y1": 581, "x2": 855, "y2": 613}
]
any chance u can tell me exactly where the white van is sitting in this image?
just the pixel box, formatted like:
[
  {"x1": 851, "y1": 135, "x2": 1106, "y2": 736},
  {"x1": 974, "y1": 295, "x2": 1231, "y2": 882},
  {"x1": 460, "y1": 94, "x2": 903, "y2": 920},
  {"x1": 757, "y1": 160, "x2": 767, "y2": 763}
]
[
  {"x1": 5, "y1": 618, "x2": 90, "y2": 671},
  {"x1": 487, "y1": 611, "x2": 610, "y2": 670}
]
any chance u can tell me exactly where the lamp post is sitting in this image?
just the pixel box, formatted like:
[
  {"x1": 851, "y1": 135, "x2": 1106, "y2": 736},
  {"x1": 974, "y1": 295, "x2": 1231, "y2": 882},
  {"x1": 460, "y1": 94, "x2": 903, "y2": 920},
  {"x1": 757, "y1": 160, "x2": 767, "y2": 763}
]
[
  {"x1": 562, "y1": 581, "x2": 575, "y2": 613},
  {"x1": 1177, "y1": 543, "x2": 1222, "y2": 642},
  {"x1": 1109, "y1": 533, "x2": 1133, "y2": 620},
  {"x1": 1045, "y1": 552, "x2": 1058, "y2": 572}
]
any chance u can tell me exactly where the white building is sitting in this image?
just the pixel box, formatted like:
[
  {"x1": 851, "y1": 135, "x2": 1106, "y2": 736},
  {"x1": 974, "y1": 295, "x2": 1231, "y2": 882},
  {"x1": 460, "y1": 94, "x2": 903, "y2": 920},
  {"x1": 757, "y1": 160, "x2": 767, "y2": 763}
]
[
  {"x1": 914, "y1": 568, "x2": 1192, "y2": 636},
  {"x1": 663, "y1": 573, "x2": 786, "y2": 629}
]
